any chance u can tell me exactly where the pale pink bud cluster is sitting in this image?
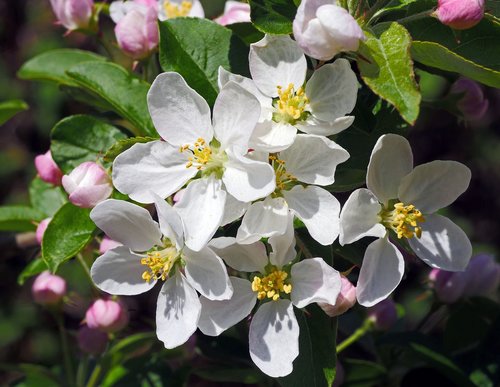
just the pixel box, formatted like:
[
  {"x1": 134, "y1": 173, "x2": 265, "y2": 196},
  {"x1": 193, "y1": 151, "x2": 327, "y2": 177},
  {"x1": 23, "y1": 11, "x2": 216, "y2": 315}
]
[
  {"x1": 319, "y1": 276, "x2": 357, "y2": 317},
  {"x1": 85, "y1": 299, "x2": 129, "y2": 333},
  {"x1": 293, "y1": 0, "x2": 365, "y2": 61},
  {"x1": 49, "y1": 0, "x2": 94, "y2": 31},
  {"x1": 35, "y1": 151, "x2": 63, "y2": 186},
  {"x1": 429, "y1": 254, "x2": 500, "y2": 303},
  {"x1": 450, "y1": 78, "x2": 489, "y2": 121},
  {"x1": 32, "y1": 271, "x2": 67, "y2": 305},
  {"x1": 77, "y1": 326, "x2": 108, "y2": 355},
  {"x1": 62, "y1": 162, "x2": 113, "y2": 208},
  {"x1": 367, "y1": 298, "x2": 398, "y2": 330},
  {"x1": 36, "y1": 218, "x2": 52, "y2": 244},
  {"x1": 436, "y1": 0, "x2": 485, "y2": 30},
  {"x1": 215, "y1": 1, "x2": 251, "y2": 26}
]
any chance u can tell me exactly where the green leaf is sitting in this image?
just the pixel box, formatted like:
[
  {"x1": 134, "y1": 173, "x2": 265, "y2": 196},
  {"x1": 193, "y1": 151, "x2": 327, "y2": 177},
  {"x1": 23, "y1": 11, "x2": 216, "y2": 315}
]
[
  {"x1": 42, "y1": 203, "x2": 95, "y2": 272},
  {"x1": 192, "y1": 367, "x2": 264, "y2": 384},
  {"x1": 226, "y1": 22, "x2": 265, "y2": 45},
  {"x1": 357, "y1": 23, "x2": 421, "y2": 125},
  {"x1": 278, "y1": 305, "x2": 337, "y2": 387},
  {"x1": 29, "y1": 177, "x2": 67, "y2": 217},
  {"x1": 0, "y1": 206, "x2": 45, "y2": 232},
  {"x1": 17, "y1": 258, "x2": 48, "y2": 285},
  {"x1": 0, "y1": 99, "x2": 28, "y2": 125},
  {"x1": 159, "y1": 17, "x2": 249, "y2": 106},
  {"x1": 249, "y1": 0, "x2": 297, "y2": 35},
  {"x1": 17, "y1": 49, "x2": 107, "y2": 86},
  {"x1": 103, "y1": 136, "x2": 156, "y2": 163},
  {"x1": 342, "y1": 359, "x2": 388, "y2": 386},
  {"x1": 66, "y1": 62, "x2": 157, "y2": 136},
  {"x1": 50, "y1": 115, "x2": 127, "y2": 173}
]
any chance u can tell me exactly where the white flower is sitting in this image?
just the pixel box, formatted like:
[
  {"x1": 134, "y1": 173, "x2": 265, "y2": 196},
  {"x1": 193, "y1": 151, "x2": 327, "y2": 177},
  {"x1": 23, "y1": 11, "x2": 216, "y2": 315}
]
[
  {"x1": 198, "y1": 219, "x2": 341, "y2": 377},
  {"x1": 236, "y1": 134, "x2": 349, "y2": 246},
  {"x1": 89, "y1": 196, "x2": 233, "y2": 349},
  {"x1": 339, "y1": 134, "x2": 472, "y2": 307},
  {"x1": 110, "y1": 0, "x2": 204, "y2": 22},
  {"x1": 112, "y1": 73, "x2": 275, "y2": 251},
  {"x1": 218, "y1": 34, "x2": 358, "y2": 152},
  {"x1": 293, "y1": 0, "x2": 366, "y2": 61}
]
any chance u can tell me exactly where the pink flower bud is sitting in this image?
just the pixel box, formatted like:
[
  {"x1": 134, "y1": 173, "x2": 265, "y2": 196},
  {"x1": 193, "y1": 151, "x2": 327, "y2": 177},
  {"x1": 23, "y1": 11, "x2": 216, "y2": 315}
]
[
  {"x1": 319, "y1": 276, "x2": 357, "y2": 317},
  {"x1": 436, "y1": 0, "x2": 485, "y2": 30},
  {"x1": 462, "y1": 254, "x2": 500, "y2": 297},
  {"x1": 114, "y1": 7, "x2": 159, "y2": 60},
  {"x1": 36, "y1": 218, "x2": 52, "y2": 244},
  {"x1": 49, "y1": 0, "x2": 94, "y2": 31},
  {"x1": 85, "y1": 299, "x2": 128, "y2": 333},
  {"x1": 428, "y1": 268, "x2": 468, "y2": 303},
  {"x1": 450, "y1": 78, "x2": 489, "y2": 121},
  {"x1": 293, "y1": 0, "x2": 365, "y2": 61},
  {"x1": 32, "y1": 271, "x2": 67, "y2": 305},
  {"x1": 62, "y1": 162, "x2": 113, "y2": 208},
  {"x1": 34, "y1": 151, "x2": 63, "y2": 186},
  {"x1": 215, "y1": 1, "x2": 251, "y2": 26},
  {"x1": 77, "y1": 326, "x2": 108, "y2": 355},
  {"x1": 367, "y1": 298, "x2": 397, "y2": 330},
  {"x1": 99, "y1": 236, "x2": 123, "y2": 254}
]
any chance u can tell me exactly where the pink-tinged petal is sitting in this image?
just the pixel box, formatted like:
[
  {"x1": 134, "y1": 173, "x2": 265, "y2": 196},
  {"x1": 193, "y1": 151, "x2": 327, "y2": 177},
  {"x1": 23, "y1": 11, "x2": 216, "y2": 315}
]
[{"x1": 35, "y1": 151, "x2": 63, "y2": 186}]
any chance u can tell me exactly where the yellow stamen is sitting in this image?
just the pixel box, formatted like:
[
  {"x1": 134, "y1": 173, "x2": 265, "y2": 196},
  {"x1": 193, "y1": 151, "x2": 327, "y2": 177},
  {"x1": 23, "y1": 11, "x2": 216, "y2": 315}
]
[
  {"x1": 269, "y1": 155, "x2": 297, "y2": 192},
  {"x1": 274, "y1": 83, "x2": 309, "y2": 124},
  {"x1": 180, "y1": 137, "x2": 213, "y2": 170},
  {"x1": 141, "y1": 247, "x2": 179, "y2": 282},
  {"x1": 381, "y1": 202, "x2": 425, "y2": 239},
  {"x1": 251, "y1": 269, "x2": 292, "y2": 301},
  {"x1": 164, "y1": 0, "x2": 193, "y2": 18}
]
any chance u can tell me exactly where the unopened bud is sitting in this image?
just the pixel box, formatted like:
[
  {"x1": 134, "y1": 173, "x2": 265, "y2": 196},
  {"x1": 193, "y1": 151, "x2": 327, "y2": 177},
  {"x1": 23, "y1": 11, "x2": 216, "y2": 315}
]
[
  {"x1": 99, "y1": 236, "x2": 123, "y2": 254},
  {"x1": 462, "y1": 254, "x2": 500, "y2": 297},
  {"x1": 35, "y1": 151, "x2": 63, "y2": 186},
  {"x1": 436, "y1": 0, "x2": 485, "y2": 30},
  {"x1": 319, "y1": 276, "x2": 357, "y2": 317},
  {"x1": 367, "y1": 298, "x2": 397, "y2": 330},
  {"x1": 32, "y1": 271, "x2": 66, "y2": 305},
  {"x1": 77, "y1": 326, "x2": 108, "y2": 355},
  {"x1": 49, "y1": 0, "x2": 94, "y2": 31},
  {"x1": 428, "y1": 268, "x2": 468, "y2": 303},
  {"x1": 450, "y1": 78, "x2": 489, "y2": 121},
  {"x1": 36, "y1": 218, "x2": 51, "y2": 245},
  {"x1": 85, "y1": 299, "x2": 128, "y2": 333}
]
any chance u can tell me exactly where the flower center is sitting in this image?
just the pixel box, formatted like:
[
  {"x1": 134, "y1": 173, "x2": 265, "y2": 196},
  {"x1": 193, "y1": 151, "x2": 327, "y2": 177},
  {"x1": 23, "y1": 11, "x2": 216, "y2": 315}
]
[
  {"x1": 273, "y1": 83, "x2": 309, "y2": 125},
  {"x1": 251, "y1": 268, "x2": 292, "y2": 301},
  {"x1": 381, "y1": 202, "x2": 425, "y2": 239},
  {"x1": 141, "y1": 244, "x2": 180, "y2": 282},
  {"x1": 269, "y1": 155, "x2": 297, "y2": 194},
  {"x1": 163, "y1": 0, "x2": 192, "y2": 18},
  {"x1": 180, "y1": 137, "x2": 227, "y2": 178}
]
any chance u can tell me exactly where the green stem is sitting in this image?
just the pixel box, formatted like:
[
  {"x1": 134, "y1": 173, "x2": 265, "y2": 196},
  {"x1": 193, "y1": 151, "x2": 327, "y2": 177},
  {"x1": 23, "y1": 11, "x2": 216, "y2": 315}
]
[
  {"x1": 336, "y1": 319, "x2": 373, "y2": 354},
  {"x1": 365, "y1": 0, "x2": 390, "y2": 23},
  {"x1": 86, "y1": 364, "x2": 102, "y2": 387},
  {"x1": 55, "y1": 312, "x2": 75, "y2": 387},
  {"x1": 397, "y1": 10, "x2": 433, "y2": 25},
  {"x1": 76, "y1": 356, "x2": 89, "y2": 387}
]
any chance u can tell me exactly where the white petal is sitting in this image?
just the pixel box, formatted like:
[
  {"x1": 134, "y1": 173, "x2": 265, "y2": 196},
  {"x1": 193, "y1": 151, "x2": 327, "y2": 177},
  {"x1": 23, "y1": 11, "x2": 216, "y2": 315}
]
[
  {"x1": 147, "y1": 72, "x2": 212, "y2": 146},
  {"x1": 268, "y1": 214, "x2": 296, "y2": 268},
  {"x1": 213, "y1": 82, "x2": 261, "y2": 152},
  {"x1": 283, "y1": 185, "x2": 341, "y2": 246},
  {"x1": 175, "y1": 176, "x2": 226, "y2": 252},
  {"x1": 236, "y1": 197, "x2": 289, "y2": 244},
  {"x1": 356, "y1": 238, "x2": 405, "y2": 307},
  {"x1": 366, "y1": 134, "x2": 413, "y2": 206},
  {"x1": 91, "y1": 246, "x2": 155, "y2": 295},
  {"x1": 408, "y1": 214, "x2": 472, "y2": 271},
  {"x1": 339, "y1": 189, "x2": 386, "y2": 245},
  {"x1": 152, "y1": 193, "x2": 184, "y2": 249},
  {"x1": 249, "y1": 299, "x2": 299, "y2": 377},
  {"x1": 249, "y1": 121, "x2": 297, "y2": 153},
  {"x1": 198, "y1": 277, "x2": 256, "y2": 336},
  {"x1": 221, "y1": 193, "x2": 249, "y2": 226},
  {"x1": 112, "y1": 141, "x2": 196, "y2": 203},
  {"x1": 398, "y1": 160, "x2": 471, "y2": 214},
  {"x1": 305, "y1": 59, "x2": 358, "y2": 122},
  {"x1": 156, "y1": 271, "x2": 201, "y2": 349},
  {"x1": 90, "y1": 199, "x2": 161, "y2": 252},
  {"x1": 223, "y1": 151, "x2": 276, "y2": 203},
  {"x1": 280, "y1": 134, "x2": 349, "y2": 186},
  {"x1": 249, "y1": 35, "x2": 307, "y2": 97},
  {"x1": 291, "y1": 258, "x2": 341, "y2": 308},
  {"x1": 189, "y1": 0, "x2": 205, "y2": 17},
  {"x1": 184, "y1": 246, "x2": 232, "y2": 300},
  {"x1": 209, "y1": 237, "x2": 268, "y2": 273},
  {"x1": 296, "y1": 115, "x2": 354, "y2": 136}
]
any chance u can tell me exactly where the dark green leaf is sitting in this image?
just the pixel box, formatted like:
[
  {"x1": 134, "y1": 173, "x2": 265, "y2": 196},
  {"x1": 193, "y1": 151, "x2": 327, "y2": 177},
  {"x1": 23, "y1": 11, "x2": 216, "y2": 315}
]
[
  {"x1": 159, "y1": 17, "x2": 249, "y2": 105},
  {"x1": 17, "y1": 258, "x2": 48, "y2": 285},
  {"x1": 17, "y1": 49, "x2": 107, "y2": 86},
  {"x1": 357, "y1": 23, "x2": 421, "y2": 124},
  {"x1": 193, "y1": 367, "x2": 264, "y2": 384},
  {"x1": 103, "y1": 136, "x2": 156, "y2": 163},
  {"x1": 42, "y1": 203, "x2": 95, "y2": 272},
  {"x1": 29, "y1": 177, "x2": 67, "y2": 217},
  {"x1": 67, "y1": 62, "x2": 157, "y2": 136},
  {"x1": 227, "y1": 22, "x2": 265, "y2": 45},
  {"x1": 50, "y1": 115, "x2": 127, "y2": 173},
  {"x1": 342, "y1": 359, "x2": 388, "y2": 387},
  {"x1": 0, "y1": 206, "x2": 45, "y2": 232},
  {"x1": 249, "y1": 0, "x2": 297, "y2": 35},
  {"x1": 0, "y1": 363, "x2": 60, "y2": 386},
  {"x1": 0, "y1": 99, "x2": 28, "y2": 125}
]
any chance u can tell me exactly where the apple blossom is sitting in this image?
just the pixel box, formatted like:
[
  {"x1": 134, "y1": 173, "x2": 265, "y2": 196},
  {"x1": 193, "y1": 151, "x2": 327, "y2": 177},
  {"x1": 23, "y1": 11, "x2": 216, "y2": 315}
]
[
  {"x1": 219, "y1": 35, "x2": 358, "y2": 152},
  {"x1": 85, "y1": 299, "x2": 129, "y2": 333},
  {"x1": 198, "y1": 219, "x2": 341, "y2": 377},
  {"x1": 49, "y1": 0, "x2": 94, "y2": 31},
  {"x1": 35, "y1": 151, "x2": 63, "y2": 186},
  {"x1": 436, "y1": 0, "x2": 485, "y2": 30},
  {"x1": 32, "y1": 271, "x2": 66, "y2": 305},
  {"x1": 89, "y1": 197, "x2": 233, "y2": 348},
  {"x1": 158, "y1": 0, "x2": 204, "y2": 20},
  {"x1": 62, "y1": 162, "x2": 113, "y2": 208},
  {"x1": 113, "y1": 73, "x2": 275, "y2": 251},
  {"x1": 293, "y1": 0, "x2": 365, "y2": 61},
  {"x1": 339, "y1": 134, "x2": 472, "y2": 306},
  {"x1": 215, "y1": 1, "x2": 251, "y2": 26}
]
